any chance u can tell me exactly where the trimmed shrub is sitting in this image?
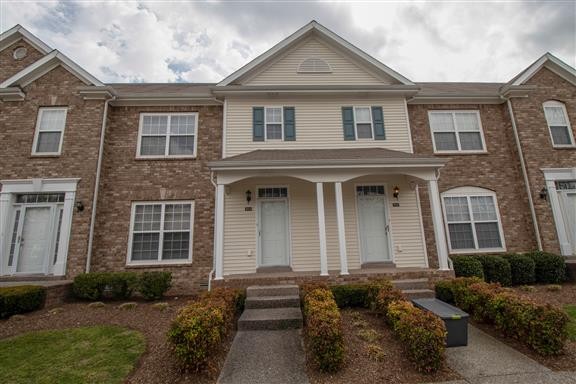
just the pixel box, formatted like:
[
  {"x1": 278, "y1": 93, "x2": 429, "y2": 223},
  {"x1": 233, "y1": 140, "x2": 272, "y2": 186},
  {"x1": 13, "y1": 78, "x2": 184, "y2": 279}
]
[
  {"x1": 302, "y1": 286, "x2": 345, "y2": 372},
  {"x1": 504, "y1": 254, "x2": 536, "y2": 286},
  {"x1": 526, "y1": 251, "x2": 566, "y2": 284},
  {"x1": 373, "y1": 280, "x2": 404, "y2": 316},
  {"x1": 139, "y1": 272, "x2": 172, "y2": 300},
  {"x1": 168, "y1": 288, "x2": 244, "y2": 370},
  {"x1": 330, "y1": 280, "x2": 390, "y2": 309},
  {"x1": 475, "y1": 255, "x2": 512, "y2": 286},
  {"x1": 0, "y1": 285, "x2": 46, "y2": 319},
  {"x1": 451, "y1": 256, "x2": 485, "y2": 279},
  {"x1": 434, "y1": 280, "x2": 455, "y2": 303},
  {"x1": 107, "y1": 272, "x2": 139, "y2": 299},
  {"x1": 73, "y1": 273, "x2": 108, "y2": 300}
]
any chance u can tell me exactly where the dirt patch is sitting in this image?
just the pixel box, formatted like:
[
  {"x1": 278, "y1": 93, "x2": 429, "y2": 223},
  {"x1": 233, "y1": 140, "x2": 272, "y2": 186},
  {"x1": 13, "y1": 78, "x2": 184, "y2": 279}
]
[
  {"x1": 511, "y1": 283, "x2": 576, "y2": 307},
  {"x1": 0, "y1": 298, "x2": 233, "y2": 384},
  {"x1": 306, "y1": 308, "x2": 461, "y2": 384}
]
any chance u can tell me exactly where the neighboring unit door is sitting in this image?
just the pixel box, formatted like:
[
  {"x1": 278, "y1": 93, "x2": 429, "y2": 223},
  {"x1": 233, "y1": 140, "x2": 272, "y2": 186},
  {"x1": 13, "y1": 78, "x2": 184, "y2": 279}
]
[
  {"x1": 357, "y1": 187, "x2": 391, "y2": 263},
  {"x1": 560, "y1": 191, "x2": 576, "y2": 255},
  {"x1": 17, "y1": 206, "x2": 53, "y2": 274},
  {"x1": 258, "y1": 200, "x2": 289, "y2": 266}
]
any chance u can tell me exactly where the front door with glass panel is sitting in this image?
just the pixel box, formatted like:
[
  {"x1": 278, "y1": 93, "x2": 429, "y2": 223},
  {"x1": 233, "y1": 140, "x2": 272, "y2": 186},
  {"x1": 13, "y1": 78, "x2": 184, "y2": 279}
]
[
  {"x1": 257, "y1": 187, "x2": 289, "y2": 267},
  {"x1": 558, "y1": 181, "x2": 576, "y2": 255},
  {"x1": 356, "y1": 185, "x2": 391, "y2": 263}
]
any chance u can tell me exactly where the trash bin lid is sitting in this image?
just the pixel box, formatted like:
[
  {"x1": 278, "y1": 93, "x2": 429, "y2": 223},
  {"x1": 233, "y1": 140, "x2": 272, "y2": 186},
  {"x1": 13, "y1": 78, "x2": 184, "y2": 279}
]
[{"x1": 412, "y1": 298, "x2": 469, "y2": 319}]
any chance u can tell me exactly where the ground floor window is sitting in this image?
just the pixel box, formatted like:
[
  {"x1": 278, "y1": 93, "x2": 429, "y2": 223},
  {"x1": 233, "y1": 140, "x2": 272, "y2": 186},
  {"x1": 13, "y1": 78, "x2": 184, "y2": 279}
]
[
  {"x1": 442, "y1": 187, "x2": 505, "y2": 252},
  {"x1": 128, "y1": 201, "x2": 194, "y2": 264}
]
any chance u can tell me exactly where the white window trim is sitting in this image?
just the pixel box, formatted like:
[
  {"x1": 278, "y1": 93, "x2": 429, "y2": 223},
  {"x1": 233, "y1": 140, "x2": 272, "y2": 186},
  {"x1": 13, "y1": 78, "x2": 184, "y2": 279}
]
[
  {"x1": 441, "y1": 188, "x2": 506, "y2": 254},
  {"x1": 264, "y1": 106, "x2": 284, "y2": 141},
  {"x1": 353, "y1": 106, "x2": 374, "y2": 140},
  {"x1": 543, "y1": 101, "x2": 575, "y2": 148},
  {"x1": 126, "y1": 200, "x2": 194, "y2": 266},
  {"x1": 428, "y1": 110, "x2": 487, "y2": 154},
  {"x1": 31, "y1": 107, "x2": 68, "y2": 156},
  {"x1": 136, "y1": 112, "x2": 199, "y2": 159}
]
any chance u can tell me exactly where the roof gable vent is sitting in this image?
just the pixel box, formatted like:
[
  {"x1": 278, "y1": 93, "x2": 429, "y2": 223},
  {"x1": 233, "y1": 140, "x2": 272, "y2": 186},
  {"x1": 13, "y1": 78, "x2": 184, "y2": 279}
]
[{"x1": 297, "y1": 57, "x2": 332, "y2": 73}]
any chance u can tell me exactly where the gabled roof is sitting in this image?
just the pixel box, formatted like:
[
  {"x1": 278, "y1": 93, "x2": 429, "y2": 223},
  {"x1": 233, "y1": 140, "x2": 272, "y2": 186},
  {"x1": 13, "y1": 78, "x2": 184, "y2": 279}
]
[
  {"x1": 217, "y1": 20, "x2": 413, "y2": 86},
  {"x1": 503, "y1": 52, "x2": 576, "y2": 90},
  {"x1": 0, "y1": 50, "x2": 104, "y2": 88},
  {"x1": 0, "y1": 24, "x2": 52, "y2": 54}
]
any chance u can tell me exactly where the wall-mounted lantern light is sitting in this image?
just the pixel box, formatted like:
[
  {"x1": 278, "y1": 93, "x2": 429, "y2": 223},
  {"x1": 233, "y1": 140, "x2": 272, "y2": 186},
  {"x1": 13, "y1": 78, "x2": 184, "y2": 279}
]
[
  {"x1": 393, "y1": 186, "x2": 400, "y2": 199},
  {"x1": 76, "y1": 201, "x2": 84, "y2": 212},
  {"x1": 245, "y1": 190, "x2": 252, "y2": 204},
  {"x1": 539, "y1": 187, "x2": 548, "y2": 200}
]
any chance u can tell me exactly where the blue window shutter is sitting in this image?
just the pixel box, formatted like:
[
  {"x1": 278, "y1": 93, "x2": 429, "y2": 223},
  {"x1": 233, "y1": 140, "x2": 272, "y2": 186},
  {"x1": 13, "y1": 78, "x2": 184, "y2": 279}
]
[
  {"x1": 253, "y1": 107, "x2": 264, "y2": 141},
  {"x1": 372, "y1": 106, "x2": 385, "y2": 140},
  {"x1": 342, "y1": 107, "x2": 355, "y2": 141},
  {"x1": 283, "y1": 107, "x2": 295, "y2": 141}
]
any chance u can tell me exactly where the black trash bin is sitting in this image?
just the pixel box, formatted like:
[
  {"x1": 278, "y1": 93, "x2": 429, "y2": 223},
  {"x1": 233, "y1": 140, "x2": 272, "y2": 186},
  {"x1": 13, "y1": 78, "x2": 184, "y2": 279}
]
[{"x1": 412, "y1": 298, "x2": 469, "y2": 347}]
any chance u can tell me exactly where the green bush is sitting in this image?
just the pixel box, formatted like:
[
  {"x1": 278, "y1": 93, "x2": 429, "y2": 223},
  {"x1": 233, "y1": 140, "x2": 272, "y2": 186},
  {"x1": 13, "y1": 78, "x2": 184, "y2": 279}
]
[
  {"x1": 475, "y1": 255, "x2": 512, "y2": 286},
  {"x1": 73, "y1": 273, "x2": 108, "y2": 300},
  {"x1": 168, "y1": 288, "x2": 244, "y2": 370},
  {"x1": 0, "y1": 285, "x2": 46, "y2": 319},
  {"x1": 302, "y1": 286, "x2": 345, "y2": 372},
  {"x1": 107, "y1": 272, "x2": 139, "y2": 299},
  {"x1": 451, "y1": 256, "x2": 485, "y2": 279},
  {"x1": 373, "y1": 281, "x2": 404, "y2": 316},
  {"x1": 504, "y1": 254, "x2": 536, "y2": 285},
  {"x1": 138, "y1": 272, "x2": 172, "y2": 300},
  {"x1": 434, "y1": 280, "x2": 454, "y2": 303},
  {"x1": 330, "y1": 280, "x2": 389, "y2": 309},
  {"x1": 526, "y1": 252, "x2": 566, "y2": 284}
]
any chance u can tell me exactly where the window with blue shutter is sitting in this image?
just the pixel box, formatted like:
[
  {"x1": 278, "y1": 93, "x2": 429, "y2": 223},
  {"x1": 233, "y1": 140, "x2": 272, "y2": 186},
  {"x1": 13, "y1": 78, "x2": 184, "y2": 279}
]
[
  {"x1": 252, "y1": 107, "x2": 264, "y2": 141},
  {"x1": 283, "y1": 107, "x2": 295, "y2": 141},
  {"x1": 342, "y1": 106, "x2": 355, "y2": 140},
  {"x1": 371, "y1": 106, "x2": 385, "y2": 140}
]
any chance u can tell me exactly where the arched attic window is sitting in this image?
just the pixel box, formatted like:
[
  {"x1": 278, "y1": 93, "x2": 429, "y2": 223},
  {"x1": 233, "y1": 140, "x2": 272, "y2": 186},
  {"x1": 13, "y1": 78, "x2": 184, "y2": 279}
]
[{"x1": 297, "y1": 57, "x2": 332, "y2": 73}]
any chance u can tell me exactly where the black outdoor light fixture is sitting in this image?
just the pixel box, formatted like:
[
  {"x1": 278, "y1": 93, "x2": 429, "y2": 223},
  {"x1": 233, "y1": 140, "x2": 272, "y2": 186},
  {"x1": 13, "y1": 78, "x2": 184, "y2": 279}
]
[
  {"x1": 393, "y1": 186, "x2": 400, "y2": 199},
  {"x1": 76, "y1": 201, "x2": 84, "y2": 212},
  {"x1": 539, "y1": 187, "x2": 548, "y2": 200},
  {"x1": 245, "y1": 190, "x2": 252, "y2": 204}
]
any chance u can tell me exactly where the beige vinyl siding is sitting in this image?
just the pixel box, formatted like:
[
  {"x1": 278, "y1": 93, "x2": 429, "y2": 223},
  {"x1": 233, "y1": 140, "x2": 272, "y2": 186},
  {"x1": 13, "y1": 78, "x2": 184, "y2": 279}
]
[
  {"x1": 244, "y1": 37, "x2": 393, "y2": 86},
  {"x1": 225, "y1": 97, "x2": 412, "y2": 156}
]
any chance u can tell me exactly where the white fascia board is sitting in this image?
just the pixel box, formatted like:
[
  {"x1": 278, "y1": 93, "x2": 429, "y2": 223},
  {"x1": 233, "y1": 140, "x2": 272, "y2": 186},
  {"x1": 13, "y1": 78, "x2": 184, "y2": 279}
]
[
  {"x1": 506, "y1": 53, "x2": 576, "y2": 89},
  {"x1": 0, "y1": 24, "x2": 52, "y2": 54},
  {"x1": 217, "y1": 20, "x2": 413, "y2": 86}
]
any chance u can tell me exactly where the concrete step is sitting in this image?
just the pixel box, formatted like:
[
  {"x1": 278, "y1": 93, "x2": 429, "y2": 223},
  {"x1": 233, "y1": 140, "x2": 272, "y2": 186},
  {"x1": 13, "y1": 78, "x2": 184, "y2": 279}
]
[
  {"x1": 238, "y1": 308, "x2": 303, "y2": 331},
  {"x1": 246, "y1": 285, "x2": 299, "y2": 298},
  {"x1": 245, "y1": 295, "x2": 301, "y2": 309},
  {"x1": 392, "y1": 278, "x2": 430, "y2": 291},
  {"x1": 402, "y1": 288, "x2": 435, "y2": 299}
]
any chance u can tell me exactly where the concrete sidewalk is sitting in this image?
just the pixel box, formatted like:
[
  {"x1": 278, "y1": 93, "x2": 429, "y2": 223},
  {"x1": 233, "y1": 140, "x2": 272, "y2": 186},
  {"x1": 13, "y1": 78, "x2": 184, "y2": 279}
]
[{"x1": 428, "y1": 326, "x2": 576, "y2": 384}]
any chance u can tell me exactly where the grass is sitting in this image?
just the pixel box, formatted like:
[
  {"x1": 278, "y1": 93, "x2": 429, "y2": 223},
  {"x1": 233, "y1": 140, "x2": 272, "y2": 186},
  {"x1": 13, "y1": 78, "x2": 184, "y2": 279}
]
[
  {"x1": 565, "y1": 305, "x2": 576, "y2": 342},
  {"x1": 0, "y1": 325, "x2": 145, "y2": 384}
]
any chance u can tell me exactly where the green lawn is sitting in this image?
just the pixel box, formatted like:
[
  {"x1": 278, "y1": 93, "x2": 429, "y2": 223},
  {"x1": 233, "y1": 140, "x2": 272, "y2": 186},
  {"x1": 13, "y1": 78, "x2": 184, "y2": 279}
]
[
  {"x1": 565, "y1": 305, "x2": 576, "y2": 342},
  {"x1": 0, "y1": 326, "x2": 145, "y2": 384}
]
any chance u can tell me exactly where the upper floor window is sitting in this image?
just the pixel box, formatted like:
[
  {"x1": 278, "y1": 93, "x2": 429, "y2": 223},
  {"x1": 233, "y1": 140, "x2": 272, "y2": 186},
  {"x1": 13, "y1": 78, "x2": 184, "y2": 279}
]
[
  {"x1": 265, "y1": 107, "x2": 283, "y2": 140},
  {"x1": 428, "y1": 110, "x2": 485, "y2": 153},
  {"x1": 252, "y1": 106, "x2": 295, "y2": 141},
  {"x1": 341, "y1": 106, "x2": 385, "y2": 141},
  {"x1": 32, "y1": 107, "x2": 67, "y2": 155},
  {"x1": 137, "y1": 113, "x2": 198, "y2": 158},
  {"x1": 543, "y1": 101, "x2": 574, "y2": 147}
]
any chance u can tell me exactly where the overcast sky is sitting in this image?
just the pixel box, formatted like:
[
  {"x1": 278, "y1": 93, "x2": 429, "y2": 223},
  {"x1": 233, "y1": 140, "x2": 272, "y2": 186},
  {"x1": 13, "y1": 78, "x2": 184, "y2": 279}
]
[{"x1": 1, "y1": 1, "x2": 575, "y2": 84}]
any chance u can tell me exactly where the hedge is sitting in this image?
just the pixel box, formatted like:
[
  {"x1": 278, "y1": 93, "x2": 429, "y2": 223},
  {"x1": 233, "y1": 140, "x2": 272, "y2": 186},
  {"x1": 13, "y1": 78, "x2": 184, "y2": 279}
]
[
  {"x1": 0, "y1": 285, "x2": 46, "y2": 319},
  {"x1": 526, "y1": 251, "x2": 566, "y2": 284},
  {"x1": 504, "y1": 254, "x2": 535, "y2": 285},
  {"x1": 168, "y1": 288, "x2": 244, "y2": 370},
  {"x1": 330, "y1": 280, "x2": 388, "y2": 308},
  {"x1": 474, "y1": 255, "x2": 512, "y2": 286},
  {"x1": 451, "y1": 256, "x2": 484, "y2": 280},
  {"x1": 139, "y1": 272, "x2": 172, "y2": 300},
  {"x1": 302, "y1": 285, "x2": 345, "y2": 372},
  {"x1": 73, "y1": 271, "x2": 171, "y2": 301}
]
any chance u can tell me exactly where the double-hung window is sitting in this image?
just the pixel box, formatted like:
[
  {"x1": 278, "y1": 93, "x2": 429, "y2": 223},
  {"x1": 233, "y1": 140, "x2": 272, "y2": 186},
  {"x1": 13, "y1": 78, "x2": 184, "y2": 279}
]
[
  {"x1": 128, "y1": 201, "x2": 194, "y2": 264},
  {"x1": 354, "y1": 107, "x2": 373, "y2": 139},
  {"x1": 137, "y1": 113, "x2": 198, "y2": 158},
  {"x1": 543, "y1": 101, "x2": 574, "y2": 147},
  {"x1": 429, "y1": 110, "x2": 485, "y2": 153},
  {"x1": 265, "y1": 107, "x2": 283, "y2": 140},
  {"x1": 442, "y1": 188, "x2": 505, "y2": 253},
  {"x1": 32, "y1": 107, "x2": 67, "y2": 155}
]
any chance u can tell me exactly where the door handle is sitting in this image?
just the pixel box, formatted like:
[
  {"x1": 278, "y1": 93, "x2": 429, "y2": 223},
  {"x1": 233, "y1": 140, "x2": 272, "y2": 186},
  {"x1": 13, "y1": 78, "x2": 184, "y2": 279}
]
[{"x1": 385, "y1": 225, "x2": 390, "y2": 233}]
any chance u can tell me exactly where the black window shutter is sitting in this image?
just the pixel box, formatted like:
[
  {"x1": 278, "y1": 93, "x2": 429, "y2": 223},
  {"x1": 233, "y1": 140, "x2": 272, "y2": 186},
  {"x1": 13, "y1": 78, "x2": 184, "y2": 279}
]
[
  {"x1": 253, "y1": 107, "x2": 264, "y2": 141},
  {"x1": 283, "y1": 107, "x2": 296, "y2": 141},
  {"x1": 342, "y1": 106, "x2": 355, "y2": 141},
  {"x1": 372, "y1": 106, "x2": 385, "y2": 140}
]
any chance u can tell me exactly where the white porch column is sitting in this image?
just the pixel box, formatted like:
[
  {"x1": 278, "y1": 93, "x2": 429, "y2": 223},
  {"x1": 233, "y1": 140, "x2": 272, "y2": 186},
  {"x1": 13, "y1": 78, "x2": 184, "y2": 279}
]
[
  {"x1": 316, "y1": 182, "x2": 329, "y2": 276},
  {"x1": 334, "y1": 182, "x2": 349, "y2": 275},
  {"x1": 214, "y1": 184, "x2": 225, "y2": 280},
  {"x1": 545, "y1": 179, "x2": 572, "y2": 256},
  {"x1": 0, "y1": 191, "x2": 11, "y2": 276},
  {"x1": 428, "y1": 178, "x2": 450, "y2": 270}
]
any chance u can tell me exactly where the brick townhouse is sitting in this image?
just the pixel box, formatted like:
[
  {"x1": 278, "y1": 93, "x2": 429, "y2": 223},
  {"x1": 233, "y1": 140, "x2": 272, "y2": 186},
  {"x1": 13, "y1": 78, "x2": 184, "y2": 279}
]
[{"x1": 0, "y1": 22, "x2": 574, "y2": 292}]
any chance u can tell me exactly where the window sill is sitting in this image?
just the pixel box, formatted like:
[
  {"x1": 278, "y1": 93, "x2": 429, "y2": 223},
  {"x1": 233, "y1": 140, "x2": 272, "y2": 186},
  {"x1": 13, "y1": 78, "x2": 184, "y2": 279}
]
[
  {"x1": 126, "y1": 260, "x2": 192, "y2": 268},
  {"x1": 449, "y1": 248, "x2": 506, "y2": 255},
  {"x1": 135, "y1": 156, "x2": 197, "y2": 161},
  {"x1": 30, "y1": 154, "x2": 62, "y2": 158},
  {"x1": 434, "y1": 151, "x2": 488, "y2": 156},
  {"x1": 552, "y1": 146, "x2": 576, "y2": 150}
]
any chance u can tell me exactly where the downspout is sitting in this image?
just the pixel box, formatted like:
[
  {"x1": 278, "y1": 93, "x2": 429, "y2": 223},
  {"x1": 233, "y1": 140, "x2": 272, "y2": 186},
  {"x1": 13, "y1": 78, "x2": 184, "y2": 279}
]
[
  {"x1": 85, "y1": 96, "x2": 115, "y2": 272},
  {"x1": 505, "y1": 98, "x2": 543, "y2": 251},
  {"x1": 208, "y1": 171, "x2": 218, "y2": 291}
]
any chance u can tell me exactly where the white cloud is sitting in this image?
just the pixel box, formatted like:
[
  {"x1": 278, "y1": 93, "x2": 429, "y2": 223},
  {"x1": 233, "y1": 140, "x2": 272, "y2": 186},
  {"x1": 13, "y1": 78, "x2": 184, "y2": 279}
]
[{"x1": 1, "y1": 0, "x2": 574, "y2": 83}]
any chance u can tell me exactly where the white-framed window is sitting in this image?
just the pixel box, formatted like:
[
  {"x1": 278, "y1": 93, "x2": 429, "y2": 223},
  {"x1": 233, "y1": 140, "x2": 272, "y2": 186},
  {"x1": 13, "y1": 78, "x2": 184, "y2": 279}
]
[
  {"x1": 442, "y1": 187, "x2": 505, "y2": 253},
  {"x1": 32, "y1": 107, "x2": 67, "y2": 155},
  {"x1": 428, "y1": 110, "x2": 486, "y2": 153},
  {"x1": 137, "y1": 113, "x2": 198, "y2": 158},
  {"x1": 543, "y1": 101, "x2": 575, "y2": 147},
  {"x1": 127, "y1": 201, "x2": 194, "y2": 265},
  {"x1": 354, "y1": 106, "x2": 374, "y2": 139},
  {"x1": 265, "y1": 107, "x2": 283, "y2": 140}
]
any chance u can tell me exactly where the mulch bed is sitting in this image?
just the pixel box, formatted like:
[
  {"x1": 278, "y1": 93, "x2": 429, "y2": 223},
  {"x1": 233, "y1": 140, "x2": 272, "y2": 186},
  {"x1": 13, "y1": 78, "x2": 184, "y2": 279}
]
[
  {"x1": 306, "y1": 308, "x2": 461, "y2": 384},
  {"x1": 511, "y1": 283, "x2": 576, "y2": 308},
  {"x1": 0, "y1": 298, "x2": 232, "y2": 384}
]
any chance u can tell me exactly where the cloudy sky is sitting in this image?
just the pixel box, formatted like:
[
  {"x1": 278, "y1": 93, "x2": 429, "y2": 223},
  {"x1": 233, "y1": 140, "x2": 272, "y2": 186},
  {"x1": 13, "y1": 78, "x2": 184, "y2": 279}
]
[{"x1": 1, "y1": 1, "x2": 574, "y2": 84}]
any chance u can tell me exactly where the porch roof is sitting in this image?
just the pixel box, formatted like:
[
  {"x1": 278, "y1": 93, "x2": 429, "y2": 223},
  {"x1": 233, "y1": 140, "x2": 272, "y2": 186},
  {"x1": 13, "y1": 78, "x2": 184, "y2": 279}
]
[{"x1": 208, "y1": 148, "x2": 448, "y2": 170}]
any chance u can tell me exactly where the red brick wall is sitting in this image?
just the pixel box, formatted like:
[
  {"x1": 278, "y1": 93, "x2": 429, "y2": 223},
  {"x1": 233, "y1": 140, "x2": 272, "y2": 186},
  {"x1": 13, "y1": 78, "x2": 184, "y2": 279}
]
[
  {"x1": 511, "y1": 68, "x2": 576, "y2": 253},
  {"x1": 0, "y1": 40, "x2": 46, "y2": 83},
  {"x1": 0, "y1": 66, "x2": 105, "y2": 277},
  {"x1": 409, "y1": 103, "x2": 538, "y2": 266},
  {"x1": 91, "y1": 105, "x2": 222, "y2": 294}
]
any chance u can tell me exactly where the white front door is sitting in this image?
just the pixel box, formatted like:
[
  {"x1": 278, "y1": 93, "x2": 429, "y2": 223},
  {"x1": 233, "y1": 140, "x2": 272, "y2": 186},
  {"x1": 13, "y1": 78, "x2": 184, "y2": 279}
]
[
  {"x1": 357, "y1": 185, "x2": 391, "y2": 263},
  {"x1": 258, "y1": 199, "x2": 289, "y2": 266},
  {"x1": 17, "y1": 206, "x2": 53, "y2": 274},
  {"x1": 560, "y1": 191, "x2": 576, "y2": 255}
]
